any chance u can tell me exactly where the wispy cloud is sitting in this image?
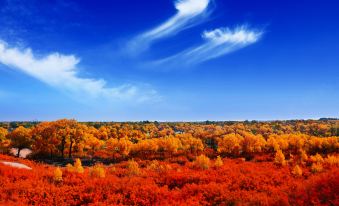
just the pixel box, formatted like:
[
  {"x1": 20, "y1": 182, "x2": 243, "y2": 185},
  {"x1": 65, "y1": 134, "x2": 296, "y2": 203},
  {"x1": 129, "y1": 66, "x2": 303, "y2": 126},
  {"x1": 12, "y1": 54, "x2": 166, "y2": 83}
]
[
  {"x1": 128, "y1": 0, "x2": 211, "y2": 54},
  {"x1": 153, "y1": 26, "x2": 262, "y2": 67},
  {"x1": 0, "y1": 40, "x2": 158, "y2": 102}
]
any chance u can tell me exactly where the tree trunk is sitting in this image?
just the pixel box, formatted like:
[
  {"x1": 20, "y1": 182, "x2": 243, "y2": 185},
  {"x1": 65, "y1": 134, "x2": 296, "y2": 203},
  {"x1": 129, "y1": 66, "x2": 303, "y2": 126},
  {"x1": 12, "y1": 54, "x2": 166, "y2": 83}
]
[
  {"x1": 61, "y1": 136, "x2": 66, "y2": 159},
  {"x1": 17, "y1": 148, "x2": 21, "y2": 157},
  {"x1": 61, "y1": 143, "x2": 65, "y2": 159},
  {"x1": 69, "y1": 139, "x2": 73, "y2": 158}
]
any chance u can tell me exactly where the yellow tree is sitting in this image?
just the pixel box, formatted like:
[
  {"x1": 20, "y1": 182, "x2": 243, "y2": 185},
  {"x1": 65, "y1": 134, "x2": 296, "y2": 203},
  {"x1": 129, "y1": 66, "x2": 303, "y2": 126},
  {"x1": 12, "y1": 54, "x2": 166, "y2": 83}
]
[
  {"x1": 53, "y1": 119, "x2": 78, "y2": 158},
  {"x1": 54, "y1": 167, "x2": 63, "y2": 182},
  {"x1": 267, "y1": 134, "x2": 289, "y2": 152},
  {"x1": 84, "y1": 134, "x2": 104, "y2": 158},
  {"x1": 8, "y1": 126, "x2": 32, "y2": 157},
  {"x1": 178, "y1": 134, "x2": 204, "y2": 154},
  {"x1": 98, "y1": 126, "x2": 109, "y2": 140},
  {"x1": 0, "y1": 127, "x2": 10, "y2": 153},
  {"x1": 288, "y1": 134, "x2": 306, "y2": 153},
  {"x1": 158, "y1": 137, "x2": 182, "y2": 155},
  {"x1": 31, "y1": 122, "x2": 59, "y2": 158},
  {"x1": 66, "y1": 122, "x2": 86, "y2": 158},
  {"x1": 74, "y1": 158, "x2": 84, "y2": 173},
  {"x1": 214, "y1": 156, "x2": 224, "y2": 168},
  {"x1": 299, "y1": 149, "x2": 308, "y2": 164},
  {"x1": 217, "y1": 133, "x2": 243, "y2": 156},
  {"x1": 241, "y1": 132, "x2": 266, "y2": 156},
  {"x1": 194, "y1": 154, "x2": 210, "y2": 170},
  {"x1": 90, "y1": 163, "x2": 106, "y2": 178},
  {"x1": 119, "y1": 138, "x2": 133, "y2": 156},
  {"x1": 274, "y1": 150, "x2": 286, "y2": 166},
  {"x1": 127, "y1": 159, "x2": 140, "y2": 175},
  {"x1": 106, "y1": 138, "x2": 133, "y2": 157},
  {"x1": 131, "y1": 139, "x2": 159, "y2": 157},
  {"x1": 291, "y1": 165, "x2": 302, "y2": 177}
]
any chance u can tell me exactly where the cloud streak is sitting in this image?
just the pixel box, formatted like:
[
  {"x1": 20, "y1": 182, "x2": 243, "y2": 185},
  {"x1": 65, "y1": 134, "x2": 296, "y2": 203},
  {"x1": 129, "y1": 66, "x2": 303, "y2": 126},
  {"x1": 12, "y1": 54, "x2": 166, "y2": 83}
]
[
  {"x1": 128, "y1": 0, "x2": 211, "y2": 54},
  {"x1": 153, "y1": 26, "x2": 262, "y2": 67},
  {"x1": 0, "y1": 41, "x2": 158, "y2": 102}
]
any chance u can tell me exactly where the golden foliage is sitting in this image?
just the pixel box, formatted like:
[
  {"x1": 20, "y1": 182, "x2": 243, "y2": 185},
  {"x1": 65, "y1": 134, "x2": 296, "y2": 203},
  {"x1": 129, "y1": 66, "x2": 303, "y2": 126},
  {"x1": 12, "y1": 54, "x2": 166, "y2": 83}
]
[
  {"x1": 53, "y1": 167, "x2": 63, "y2": 182},
  {"x1": 242, "y1": 132, "x2": 266, "y2": 154},
  {"x1": 106, "y1": 138, "x2": 133, "y2": 156},
  {"x1": 218, "y1": 134, "x2": 243, "y2": 155},
  {"x1": 158, "y1": 137, "x2": 182, "y2": 153},
  {"x1": 310, "y1": 153, "x2": 324, "y2": 164},
  {"x1": 66, "y1": 159, "x2": 84, "y2": 173},
  {"x1": 291, "y1": 165, "x2": 302, "y2": 177},
  {"x1": 66, "y1": 163, "x2": 74, "y2": 172},
  {"x1": 74, "y1": 158, "x2": 84, "y2": 173},
  {"x1": 214, "y1": 156, "x2": 223, "y2": 168},
  {"x1": 147, "y1": 160, "x2": 172, "y2": 172},
  {"x1": 179, "y1": 134, "x2": 204, "y2": 153},
  {"x1": 0, "y1": 127, "x2": 10, "y2": 152},
  {"x1": 325, "y1": 155, "x2": 339, "y2": 166},
  {"x1": 109, "y1": 165, "x2": 116, "y2": 173},
  {"x1": 90, "y1": 164, "x2": 106, "y2": 178},
  {"x1": 274, "y1": 150, "x2": 286, "y2": 166},
  {"x1": 8, "y1": 126, "x2": 32, "y2": 156},
  {"x1": 127, "y1": 159, "x2": 140, "y2": 176},
  {"x1": 311, "y1": 163, "x2": 323, "y2": 173},
  {"x1": 194, "y1": 154, "x2": 210, "y2": 170},
  {"x1": 299, "y1": 149, "x2": 308, "y2": 163}
]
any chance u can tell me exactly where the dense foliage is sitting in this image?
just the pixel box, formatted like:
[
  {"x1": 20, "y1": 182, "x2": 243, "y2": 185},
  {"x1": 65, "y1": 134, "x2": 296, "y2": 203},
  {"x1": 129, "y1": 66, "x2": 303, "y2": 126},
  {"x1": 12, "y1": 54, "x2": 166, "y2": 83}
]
[{"x1": 0, "y1": 119, "x2": 338, "y2": 205}]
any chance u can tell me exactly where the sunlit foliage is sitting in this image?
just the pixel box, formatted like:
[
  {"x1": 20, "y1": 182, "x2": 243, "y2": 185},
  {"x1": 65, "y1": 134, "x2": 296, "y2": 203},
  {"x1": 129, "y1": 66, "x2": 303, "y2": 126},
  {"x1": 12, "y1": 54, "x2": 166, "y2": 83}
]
[
  {"x1": 274, "y1": 150, "x2": 286, "y2": 166},
  {"x1": 194, "y1": 154, "x2": 210, "y2": 170},
  {"x1": 54, "y1": 167, "x2": 63, "y2": 182},
  {"x1": 0, "y1": 119, "x2": 338, "y2": 205},
  {"x1": 214, "y1": 155, "x2": 223, "y2": 168}
]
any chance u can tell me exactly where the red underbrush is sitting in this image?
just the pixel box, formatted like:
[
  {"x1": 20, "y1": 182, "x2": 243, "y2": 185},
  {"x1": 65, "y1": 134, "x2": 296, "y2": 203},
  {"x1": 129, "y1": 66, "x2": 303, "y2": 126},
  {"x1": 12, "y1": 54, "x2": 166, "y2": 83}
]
[{"x1": 0, "y1": 154, "x2": 338, "y2": 206}]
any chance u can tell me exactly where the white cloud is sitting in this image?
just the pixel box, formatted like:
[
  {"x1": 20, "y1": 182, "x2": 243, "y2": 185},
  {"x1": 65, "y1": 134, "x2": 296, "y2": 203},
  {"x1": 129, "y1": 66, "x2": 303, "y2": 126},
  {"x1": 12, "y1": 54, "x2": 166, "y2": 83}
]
[
  {"x1": 0, "y1": 41, "x2": 158, "y2": 102},
  {"x1": 153, "y1": 26, "x2": 262, "y2": 67},
  {"x1": 128, "y1": 0, "x2": 211, "y2": 54}
]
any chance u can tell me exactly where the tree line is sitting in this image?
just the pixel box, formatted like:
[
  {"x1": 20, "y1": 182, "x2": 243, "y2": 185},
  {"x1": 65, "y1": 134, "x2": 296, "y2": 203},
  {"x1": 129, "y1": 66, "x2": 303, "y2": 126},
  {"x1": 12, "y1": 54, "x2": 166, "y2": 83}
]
[{"x1": 0, "y1": 119, "x2": 338, "y2": 161}]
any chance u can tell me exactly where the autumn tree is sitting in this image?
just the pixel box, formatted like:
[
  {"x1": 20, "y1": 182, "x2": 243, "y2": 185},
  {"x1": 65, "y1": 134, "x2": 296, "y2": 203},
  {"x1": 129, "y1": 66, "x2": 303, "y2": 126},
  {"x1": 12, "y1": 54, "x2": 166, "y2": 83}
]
[
  {"x1": 127, "y1": 159, "x2": 140, "y2": 175},
  {"x1": 217, "y1": 133, "x2": 243, "y2": 156},
  {"x1": 98, "y1": 126, "x2": 109, "y2": 140},
  {"x1": 51, "y1": 119, "x2": 78, "y2": 158},
  {"x1": 106, "y1": 138, "x2": 133, "y2": 158},
  {"x1": 291, "y1": 165, "x2": 302, "y2": 177},
  {"x1": 66, "y1": 121, "x2": 86, "y2": 158},
  {"x1": 131, "y1": 139, "x2": 159, "y2": 157},
  {"x1": 54, "y1": 120, "x2": 73, "y2": 158},
  {"x1": 31, "y1": 122, "x2": 59, "y2": 158},
  {"x1": 194, "y1": 154, "x2": 210, "y2": 170},
  {"x1": 0, "y1": 127, "x2": 10, "y2": 153},
  {"x1": 267, "y1": 135, "x2": 289, "y2": 152},
  {"x1": 90, "y1": 163, "x2": 106, "y2": 178},
  {"x1": 274, "y1": 150, "x2": 286, "y2": 166},
  {"x1": 311, "y1": 163, "x2": 323, "y2": 173},
  {"x1": 214, "y1": 156, "x2": 223, "y2": 168},
  {"x1": 157, "y1": 137, "x2": 182, "y2": 156},
  {"x1": 299, "y1": 149, "x2": 308, "y2": 164},
  {"x1": 54, "y1": 167, "x2": 63, "y2": 182},
  {"x1": 325, "y1": 155, "x2": 339, "y2": 166},
  {"x1": 178, "y1": 134, "x2": 204, "y2": 155},
  {"x1": 241, "y1": 132, "x2": 266, "y2": 157},
  {"x1": 84, "y1": 133, "x2": 104, "y2": 158},
  {"x1": 67, "y1": 158, "x2": 84, "y2": 173},
  {"x1": 8, "y1": 126, "x2": 32, "y2": 157}
]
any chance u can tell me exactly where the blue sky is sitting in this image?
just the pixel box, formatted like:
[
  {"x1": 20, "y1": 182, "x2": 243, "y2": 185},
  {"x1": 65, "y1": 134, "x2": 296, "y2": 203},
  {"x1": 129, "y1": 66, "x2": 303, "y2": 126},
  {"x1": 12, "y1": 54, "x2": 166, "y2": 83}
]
[{"x1": 0, "y1": 0, "x2": 338, "y2": 121}]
